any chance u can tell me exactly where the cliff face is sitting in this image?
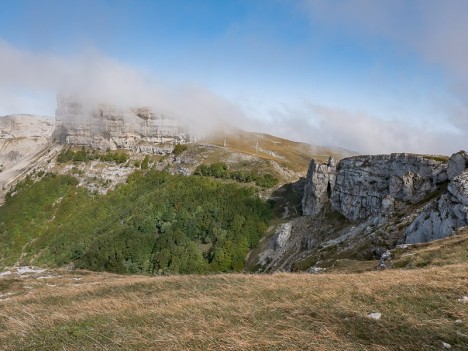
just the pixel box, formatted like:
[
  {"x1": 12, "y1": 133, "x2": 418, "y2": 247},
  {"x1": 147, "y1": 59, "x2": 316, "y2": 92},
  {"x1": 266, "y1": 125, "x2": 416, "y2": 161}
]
[
  {"x1": 248, "y1": 150, "x2": 467, "y2": 273},
  {"x1": 53, "y1": 96, "x2": 193, "y2": 152},
  {"x1": 0, "y1": 115, "x2": 56, "y2": 201},
  {"x1": 301, "y1": 157, "x2": 336, "y2": 217},
  {"x1": 330, "y1": 154, "x2": 448, "y2": 221},
  {"x1": 302, "y1": 151, "x2": 467, "y2": 244},
  {"x1": 405, "y1": 152, "x2": 468, "y2": 243}
]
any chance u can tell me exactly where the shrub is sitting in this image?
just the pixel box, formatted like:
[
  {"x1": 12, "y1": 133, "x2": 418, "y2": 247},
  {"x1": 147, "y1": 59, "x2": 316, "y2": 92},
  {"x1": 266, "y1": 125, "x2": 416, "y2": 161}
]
[{"x1": 173, "y1": 144, "x2": 188, "y2": 155}]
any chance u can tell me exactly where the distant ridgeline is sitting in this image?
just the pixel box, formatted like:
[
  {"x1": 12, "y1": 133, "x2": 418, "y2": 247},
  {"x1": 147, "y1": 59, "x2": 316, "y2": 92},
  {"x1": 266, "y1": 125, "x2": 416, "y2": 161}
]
[{"x1": 53, "y1": 96, "x2": 194, "y2": 153}]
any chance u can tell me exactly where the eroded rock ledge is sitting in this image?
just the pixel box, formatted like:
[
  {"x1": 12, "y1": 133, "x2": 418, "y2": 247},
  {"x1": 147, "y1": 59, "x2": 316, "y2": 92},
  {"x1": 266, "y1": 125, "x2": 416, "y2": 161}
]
[{"x1": 302, "y1": 151, "x2": 468, "y2": 244}]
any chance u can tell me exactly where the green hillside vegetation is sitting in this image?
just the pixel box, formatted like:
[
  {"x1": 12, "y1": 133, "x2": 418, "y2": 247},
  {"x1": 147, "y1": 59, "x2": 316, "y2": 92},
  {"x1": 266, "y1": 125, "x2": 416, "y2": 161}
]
[
  {"x1": 57, "y1": 147, "x2": 129, "y2": 164},
  {"x1": 172, "y1": 143, "x2": 188, "y2": 155},
  {"x1": 0, "y1": 171, "x2": 272, "y2": 274},
  {"x1": 194, "y1": 162, "x2": 279, "y2": 188}
]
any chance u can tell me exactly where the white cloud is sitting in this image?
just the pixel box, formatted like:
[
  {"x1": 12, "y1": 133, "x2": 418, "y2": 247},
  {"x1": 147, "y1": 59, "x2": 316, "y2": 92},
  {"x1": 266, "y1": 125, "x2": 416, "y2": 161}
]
[
  {"x1": 0, "y1": 39, "x2": 248, "y2": 133},
  {"x1": 292, "y1": 0, "x2": 468, "y2": 154},
  {"x1": 0, "y1": 34, "x2": 465, "y2": 156},
  {"x1": 255, "y1": 102, "x2": 466, "y2": 155}
]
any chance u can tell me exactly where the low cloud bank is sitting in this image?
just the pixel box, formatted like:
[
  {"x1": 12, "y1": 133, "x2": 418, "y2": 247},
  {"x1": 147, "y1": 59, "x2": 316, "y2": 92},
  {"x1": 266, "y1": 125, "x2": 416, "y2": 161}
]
[
  {"x1": 0, "y1": 38, "x2": 465, "y2": 155},
  {"x1": 261, "y1": 103, "x2": 466, "y2": 155},
  {"x1": 0, "y1": 39, "x2": 247, "y2": 135}
]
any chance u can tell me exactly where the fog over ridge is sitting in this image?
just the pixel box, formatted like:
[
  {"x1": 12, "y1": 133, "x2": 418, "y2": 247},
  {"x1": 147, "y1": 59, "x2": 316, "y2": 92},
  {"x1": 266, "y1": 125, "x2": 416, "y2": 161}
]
[{"x1": 0, "y1": 37, "x2": 466, "y2": 156}]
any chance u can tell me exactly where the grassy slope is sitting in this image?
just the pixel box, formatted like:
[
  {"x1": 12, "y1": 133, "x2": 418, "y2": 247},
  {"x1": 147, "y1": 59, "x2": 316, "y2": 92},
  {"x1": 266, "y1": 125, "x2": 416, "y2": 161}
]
[
  {"x1": 1, "y1": 231, "x2": 467, "y2": 350},
  {"x1": 202, "y1": 130, "x2": 352, "y2": 173},
  {"x1": 306, "y1": 227, "x2": 468, "y2": 274}
]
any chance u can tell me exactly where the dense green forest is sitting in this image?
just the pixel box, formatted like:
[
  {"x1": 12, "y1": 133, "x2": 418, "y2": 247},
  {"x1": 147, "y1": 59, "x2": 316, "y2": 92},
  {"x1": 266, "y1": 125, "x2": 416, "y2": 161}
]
[{"x1": 0, "y1": 171, "x2": 272, "y2": 274}]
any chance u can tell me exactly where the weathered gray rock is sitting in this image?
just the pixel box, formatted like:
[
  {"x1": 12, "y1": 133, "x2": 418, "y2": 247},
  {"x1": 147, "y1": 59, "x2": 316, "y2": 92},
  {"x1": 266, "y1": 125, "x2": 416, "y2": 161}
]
[
  {"x1": 274, "y1": 223, "x2": 293, "y2": 249},
  {"x1": 53, "y1": 96, "x2": 193, "y2": 152},
  {"x1": 330, "y1": 154, "x2": 447, "y2": 221},
  {"x1": 378, "y1": 250, "x2": 392, "y2": 269},
  {"x1": 302, "y1": 157, "x2": 336, "y2": 217},
  {"x1": 447, "y1": 150, "x2": 468, "y2": 180},
  {"x1": 405, "y1": 171, "x2": 468, "y2": 244},
  {"x1": 0, "y1": 115, "x2": 54, "y2": 198}
]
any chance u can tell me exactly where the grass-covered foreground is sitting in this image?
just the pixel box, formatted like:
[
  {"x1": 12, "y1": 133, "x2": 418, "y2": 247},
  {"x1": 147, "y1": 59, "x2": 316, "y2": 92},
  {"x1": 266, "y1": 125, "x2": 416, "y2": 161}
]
[{"x1": 0, "y1": 263, "x2": 467, "y2": 350}]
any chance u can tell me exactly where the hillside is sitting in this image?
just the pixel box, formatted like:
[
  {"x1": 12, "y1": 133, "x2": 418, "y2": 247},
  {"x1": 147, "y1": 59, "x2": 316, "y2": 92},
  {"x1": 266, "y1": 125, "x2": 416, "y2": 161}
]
[
  {"x1": 0, "y1": 111, "x2": 354, "y2": 274},
  {"x1": 1, "y1": 230, "x2": 467, "y2": 350},
  {"x1": 0, "y1": 110, "x2": 467, "y2": 351},
  {"x1": 1, "y1": 111, "x2": 467, "y2": 276},
  {"x1": 0, "y1": 171, "x2": 272, "y2": 274},
  {"x1": 248, "y1": 151, "x2": 468, "y2": 273}
]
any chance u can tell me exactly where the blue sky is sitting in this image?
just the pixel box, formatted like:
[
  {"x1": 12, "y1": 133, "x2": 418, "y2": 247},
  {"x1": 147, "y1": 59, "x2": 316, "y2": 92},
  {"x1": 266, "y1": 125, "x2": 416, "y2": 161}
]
[{"x1": 0, "y1": 0, "x2": 466, "y2": 154}]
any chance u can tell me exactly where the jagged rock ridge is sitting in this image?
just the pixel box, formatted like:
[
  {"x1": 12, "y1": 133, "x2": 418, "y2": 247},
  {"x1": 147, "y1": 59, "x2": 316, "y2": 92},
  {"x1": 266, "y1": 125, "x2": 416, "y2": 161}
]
[
  {"x1": 302, "y1": 151, "x2": 467, "y2": 243},
  {"x1": 53, "y1": 96, "x2": 194, "y2": 153}
]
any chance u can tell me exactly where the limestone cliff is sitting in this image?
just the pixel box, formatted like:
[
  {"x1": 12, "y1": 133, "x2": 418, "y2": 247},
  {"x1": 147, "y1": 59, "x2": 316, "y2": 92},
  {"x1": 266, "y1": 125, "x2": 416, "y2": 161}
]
[
  {"x1": 301, "y1": 157, "x2": 336, "y2": 217},
  {"x1": 302, "y1": 151, "x2": 467, "y2": 244},
  {"x1": 53, "y1": 96, "x2": 193, "y2": 153},
  {"x1": 0, "y1": 115, "x2": 56, "y2": 201},
  {"x1": 405, "y1": 152, "x2": 468, "y2": 243},
  {"x1": 249, "y1": 151, "x2": 467, "y2": 273},
  {"x1": 332, "y1": 154, "x2": 448, "y2": 221}
]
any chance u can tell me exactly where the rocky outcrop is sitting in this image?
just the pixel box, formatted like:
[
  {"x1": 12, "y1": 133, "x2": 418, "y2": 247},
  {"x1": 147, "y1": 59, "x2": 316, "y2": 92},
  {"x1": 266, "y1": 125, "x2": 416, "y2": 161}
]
[
  {"x1": 53, "y1": 96, "x2": 193, "y2": 153},
  {"x1": 301, "y1": 151, "x2": 467, "y2": 245},
  {"x1": 0, "y1": 114, "x2": 53, "y2": 139},
  {"x1": 302, "y1": 157, "x2": 336, "y2": 217},
  {"x1": 0, "y1": 115, "x2": 56, "y2": 201},
  {"x1": 0, "y1": 115, "x2": 54, "y2": 170},
  {"x1": 330, "y1": 154, "x2": 448, "y2": 221},
  {"x1": 406, "y1": 155, "x2": 468, "y2": 244},
  {"x1": 447, "y1": 150, "x2": 468, "y2": 180},
  {"x1": 303, "y1": 153, "x2": 448, "y2": 221}
]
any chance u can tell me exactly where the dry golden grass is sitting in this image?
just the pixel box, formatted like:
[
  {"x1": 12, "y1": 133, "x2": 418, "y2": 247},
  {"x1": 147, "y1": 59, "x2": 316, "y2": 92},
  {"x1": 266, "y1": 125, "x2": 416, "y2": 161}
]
[
  {"x1": 202, "y1": 130, "x2": 349, "y2": 173},
  {"x1": 392, "y1": 230, "x2": 468, "y2": 269},
  {"x1": 1, "y1": 263, "x2": 467, "y2": 350}
]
